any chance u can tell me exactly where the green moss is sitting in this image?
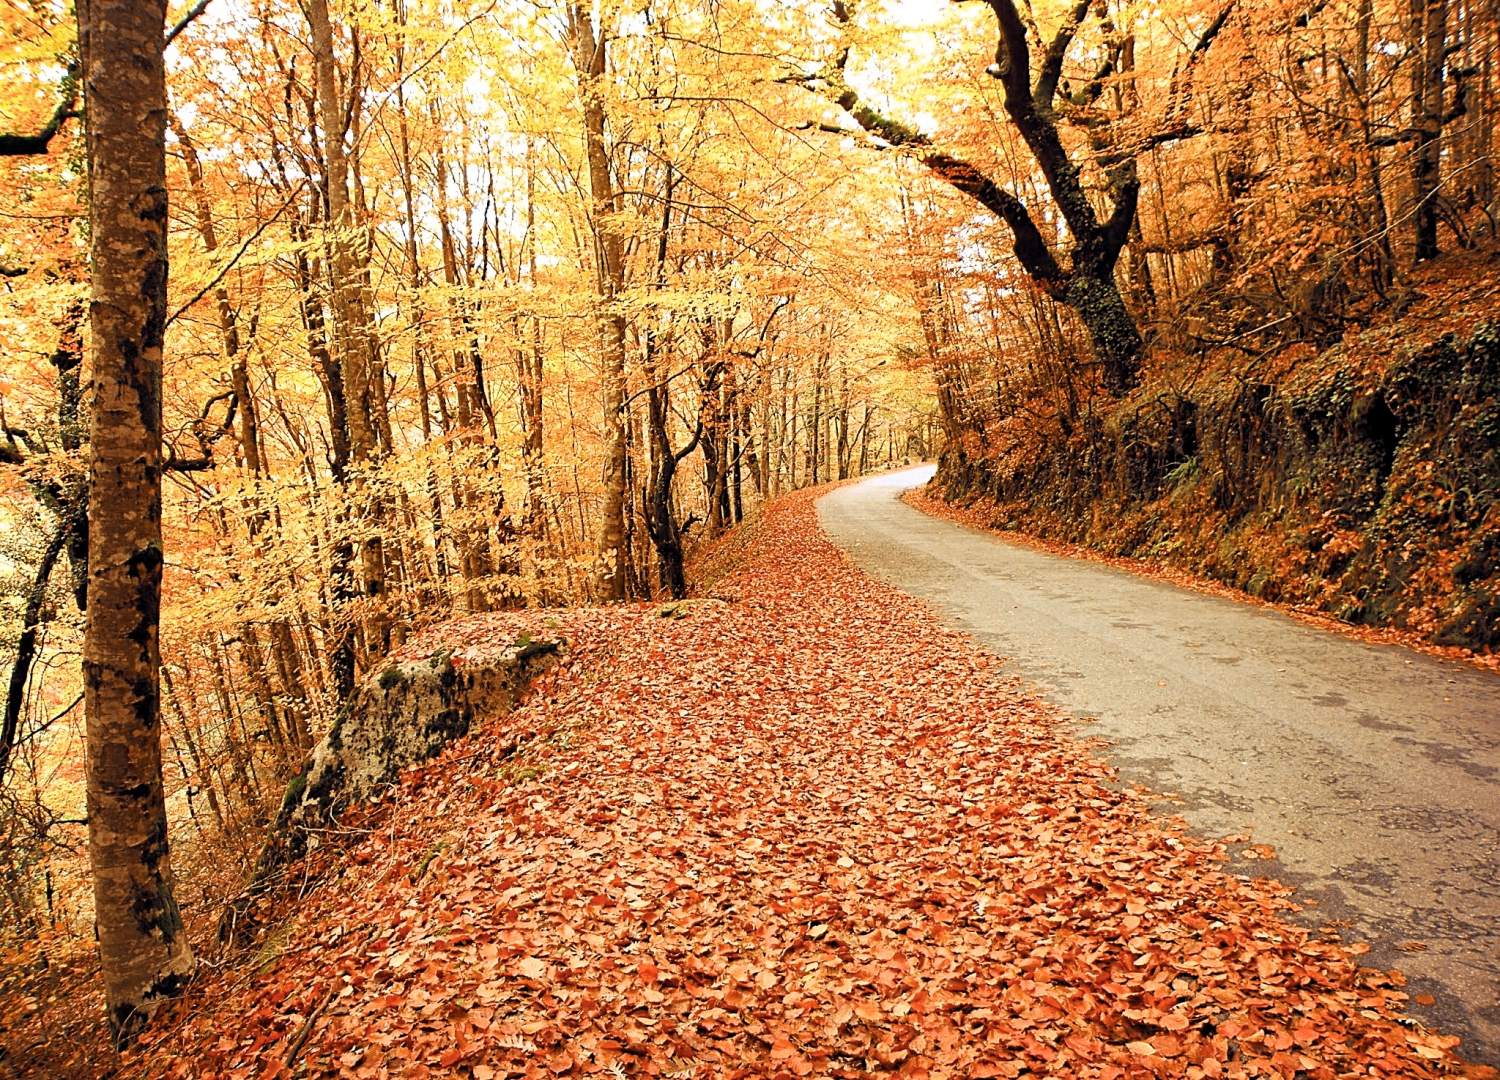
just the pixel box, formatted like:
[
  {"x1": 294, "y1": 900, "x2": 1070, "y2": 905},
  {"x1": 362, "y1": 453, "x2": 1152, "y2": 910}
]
[
  {"x1": 410, "y1": 839, "x2": 449, "y2": 883},
  {"x1": 253, "y1": 925, "x2": 291, "y2": 973},
  {"x1": 327, "y1": 701, "x2": 352, "y2": 753},
  {"x1": 279, "y1": 767, "x2": 309, "y2": 815}
]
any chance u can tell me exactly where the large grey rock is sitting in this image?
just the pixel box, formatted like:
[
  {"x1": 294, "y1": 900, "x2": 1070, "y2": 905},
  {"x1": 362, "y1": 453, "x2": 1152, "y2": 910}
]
[
  {"x1": 293, "y1": 637, "x2": 561, "y2": 811},
  {"x1": 223, "y1": 636, "x2": 561, "y2": 940}
]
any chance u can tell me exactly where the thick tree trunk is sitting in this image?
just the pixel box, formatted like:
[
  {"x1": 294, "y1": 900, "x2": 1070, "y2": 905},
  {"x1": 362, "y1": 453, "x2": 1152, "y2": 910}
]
[
  {"x1": 1065, "y1": 272, "x2": 1145, "y2": 397},
  {"x1": 79, "y1": 0, "x2": 193, "y2": 1043}
]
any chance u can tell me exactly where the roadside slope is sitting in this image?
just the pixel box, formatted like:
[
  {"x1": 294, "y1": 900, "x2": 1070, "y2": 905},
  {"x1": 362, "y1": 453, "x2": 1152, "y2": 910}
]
[{"x1": 127, "y1": 485, "x2": 1478, "y2": 1078}]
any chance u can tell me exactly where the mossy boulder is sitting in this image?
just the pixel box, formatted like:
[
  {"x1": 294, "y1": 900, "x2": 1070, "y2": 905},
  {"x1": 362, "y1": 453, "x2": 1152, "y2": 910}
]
[
  {"x1": 292, "y1": 636, "x2": 560, "y2": 823},
  {"x1": 225, "y1": 636, "x2": 562, "y2": 940}
]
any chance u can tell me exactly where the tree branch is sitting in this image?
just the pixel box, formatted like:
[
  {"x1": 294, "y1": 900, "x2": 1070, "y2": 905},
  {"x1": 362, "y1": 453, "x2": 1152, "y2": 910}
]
[
  {"x1": 165, "y1": 181, "x2": 304, "y2": 328},
  {"x1": 803, "y1": 2, "x2": 1063, "y2": 288},
  {"x1": 923, "y1": 152, "x2": 1064, "y2": 289},
  {"x1": 1035, "y1": 0, "x2": 1093, "y2": 108},
  {"x1": 165, "y1": 0, "x2": 214, "y2": 47},
  {"x1": 1162, "y1": 1, "x2": 1236, "y2": 130},
  {"x1": 971, "y1": 0, "x2": 1033, "y2": 107},
  {"x1": 0, "y1": 63, "x2": 79, "y2": 157},
  {"x1": 1101, "y1": 166, "x2": 1139, "y2": 261}
]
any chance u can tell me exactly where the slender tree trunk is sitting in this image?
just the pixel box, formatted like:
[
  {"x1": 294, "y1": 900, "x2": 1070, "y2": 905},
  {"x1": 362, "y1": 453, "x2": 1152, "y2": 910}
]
[
  {"x1": 639, "y1": 167, "x2": 694, "y2": 597},
  {"x1": 175, "y1": 111, "x2": 316, "y2": 756},
  {"x1": 809, "y1": 359, "x2": 823, "y2": 486},
  {"x1": 701, "y1": 360, "x2": 727, "y2": 536},
  {"x1": 1411, "y1": 0, "x2": 1449, "y2": 260},
  {"x1": 1349, "y1": 0, "x2": 1398, "y2": 288},
  {"x1": 568, "y1": 5, "x2": 629, "y2": 599},
  {"x1": 731, "y1": 402, "x2": 744, "y2": 523},
  {"x1": 432, "y1": 137, "x2": 494, "y2": 612},
  {"x1": 309, "y1": 0, "x2": 389, "y2": 649},
  {"x1": 291, "y1": 226, "x2": 356, "y2": 704},
  {"x1": 162, "y1": 666, "x2": 224, "y2": 829},
  {"x1": 79, "y1": 0, "x2": 192, "y2": 1042},
  {"x1": 517, "y1": 142, "x2": 548, "y2": 533}
]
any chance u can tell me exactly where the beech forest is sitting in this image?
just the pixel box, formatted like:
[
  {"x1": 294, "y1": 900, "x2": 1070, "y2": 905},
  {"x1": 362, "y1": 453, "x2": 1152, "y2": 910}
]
[{"x1": 2, "y1": 0, "x2": 1498, "y2": 1075}]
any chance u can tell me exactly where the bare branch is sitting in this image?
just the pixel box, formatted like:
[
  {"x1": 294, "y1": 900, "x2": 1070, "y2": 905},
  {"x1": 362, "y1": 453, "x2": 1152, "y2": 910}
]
[
  {"x1": 1035, "y1": 0, "x2": 1093, "y2": 107},
  {"x1": 165, "y1": 0, "x2": 213, "y2": 47}
]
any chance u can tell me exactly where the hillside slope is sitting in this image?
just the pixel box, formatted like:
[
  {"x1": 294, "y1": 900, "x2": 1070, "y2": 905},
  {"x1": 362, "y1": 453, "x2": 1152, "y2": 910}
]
[
  {"x1": 936, "y1": 251, "x2": 1500, "y2": 653},
  {"x1": 97, "y1": 488, "x2": 1481, "y2": 1078}
]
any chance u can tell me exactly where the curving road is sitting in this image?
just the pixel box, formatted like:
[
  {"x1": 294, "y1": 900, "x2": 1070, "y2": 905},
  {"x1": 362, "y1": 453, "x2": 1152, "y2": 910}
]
[{"x1": 819, "y1": 465, "x2": 1500, "y2": 1064}]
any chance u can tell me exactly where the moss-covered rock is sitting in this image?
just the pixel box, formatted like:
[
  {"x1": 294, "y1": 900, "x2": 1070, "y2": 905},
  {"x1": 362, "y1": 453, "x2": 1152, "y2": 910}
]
[
  {"x1": 224, "y1": 636, "x2": 563, "y2": 941},
  {"x1": 293, "y1": 638, "x2": 560, "y2": 821}
]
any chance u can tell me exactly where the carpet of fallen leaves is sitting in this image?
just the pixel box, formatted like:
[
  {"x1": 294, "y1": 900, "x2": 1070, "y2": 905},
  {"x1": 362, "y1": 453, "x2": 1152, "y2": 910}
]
[{"x1": 125, "y1": 486, "x2": 1485, "y2": 1079}]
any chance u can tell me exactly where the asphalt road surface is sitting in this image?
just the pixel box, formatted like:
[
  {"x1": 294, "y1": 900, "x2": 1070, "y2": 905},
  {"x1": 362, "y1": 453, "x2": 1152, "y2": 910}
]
[{"x1": 819, "y1": 465, "x2": 1500, "y2": 1064}]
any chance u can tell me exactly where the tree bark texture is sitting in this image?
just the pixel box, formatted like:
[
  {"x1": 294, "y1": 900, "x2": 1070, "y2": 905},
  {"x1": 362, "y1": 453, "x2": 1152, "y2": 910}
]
[
  {"x1": 569, "y1": 4, "x2": 630, "y2": 599},
  {"x1": 79, "y1": 0, "x2": 193, "y2": 1043}
]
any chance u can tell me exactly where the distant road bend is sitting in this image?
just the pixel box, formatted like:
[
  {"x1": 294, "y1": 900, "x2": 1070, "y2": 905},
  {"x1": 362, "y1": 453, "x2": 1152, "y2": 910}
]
[{"x1": 819, "y1": 465, "x2": 1500, "y2": 1064}]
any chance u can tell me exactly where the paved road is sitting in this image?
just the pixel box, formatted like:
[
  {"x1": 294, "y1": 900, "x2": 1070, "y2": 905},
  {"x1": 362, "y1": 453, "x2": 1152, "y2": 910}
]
[{"x1": 819, "y1": 465, "x2": 1500, "y2": 1064}]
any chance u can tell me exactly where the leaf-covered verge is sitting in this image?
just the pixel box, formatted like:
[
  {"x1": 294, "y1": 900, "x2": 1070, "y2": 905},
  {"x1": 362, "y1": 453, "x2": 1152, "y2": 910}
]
[{"x1": 29, "y1": 487, "x2": 1494, "y2": 1078}]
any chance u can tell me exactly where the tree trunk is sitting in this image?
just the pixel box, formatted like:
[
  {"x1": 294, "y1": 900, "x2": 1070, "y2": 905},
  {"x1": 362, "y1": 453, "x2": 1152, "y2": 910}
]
[
  {"x1": 639, "y1": 166, "x2": 693, "y2": 598},
  {"x1": 568, "y1": 5, "x2": 630, "y2": 599},
  {"x1": 809, "y1": 360, "x2": 823, "y2": 485},
  {"x1": 702, "y1": 395, "x2": 724, "y2": 535},
  {"x1": 1410, "y1": 0, "x2": 1448, "y2": 261},
  {"x1": 1065, "y1": 272, "x2": 1144, "y2": 396},
  {"x1": 79, "y1": 0, "x2": 193, "y2": 1042},
  {"x1": 309, "y1": 0, "x2": 389, "y2": 649},
  {"x1": 517, "y1": 144, "x2": 547, "y2": 534},
  {"x1": 731, "y1": 402, "x2": 744, "y2": 523}
]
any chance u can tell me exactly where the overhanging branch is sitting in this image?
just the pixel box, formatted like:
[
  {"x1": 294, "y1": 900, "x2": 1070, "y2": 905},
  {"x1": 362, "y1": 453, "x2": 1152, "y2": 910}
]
[{"x1": 0, "y1": 63, "x2": 78, "y2": 157}]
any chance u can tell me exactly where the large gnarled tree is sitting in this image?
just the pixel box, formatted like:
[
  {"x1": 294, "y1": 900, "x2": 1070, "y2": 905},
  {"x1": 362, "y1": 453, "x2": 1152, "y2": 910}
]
[{"x1": 804, "y1": 0, "x2": 1231, "y2": 396}]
